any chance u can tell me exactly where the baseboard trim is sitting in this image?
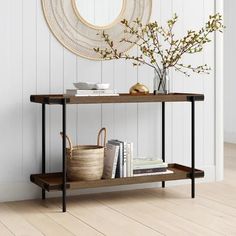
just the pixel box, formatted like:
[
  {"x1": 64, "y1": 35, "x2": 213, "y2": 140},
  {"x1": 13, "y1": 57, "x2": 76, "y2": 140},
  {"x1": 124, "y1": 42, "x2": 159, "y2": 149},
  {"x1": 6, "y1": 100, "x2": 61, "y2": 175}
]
[{"x1": 0, "y1": 165, "x2": 216, "y2": 202}]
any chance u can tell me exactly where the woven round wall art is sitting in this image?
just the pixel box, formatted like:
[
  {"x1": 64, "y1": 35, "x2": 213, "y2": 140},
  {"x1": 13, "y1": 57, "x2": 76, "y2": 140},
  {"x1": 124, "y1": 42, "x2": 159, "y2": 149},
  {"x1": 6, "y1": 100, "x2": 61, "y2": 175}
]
[{"x1": 41, "y1": 0, "x2": 152, "y2": 60}]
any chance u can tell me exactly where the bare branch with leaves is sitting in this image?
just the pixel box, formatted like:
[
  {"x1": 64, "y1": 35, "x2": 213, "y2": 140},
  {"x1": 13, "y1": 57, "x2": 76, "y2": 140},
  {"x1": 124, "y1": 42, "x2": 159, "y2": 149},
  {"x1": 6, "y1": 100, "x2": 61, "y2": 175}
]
[{"x1": 94, "y1": 13, "x2": 224, "y2": 79}]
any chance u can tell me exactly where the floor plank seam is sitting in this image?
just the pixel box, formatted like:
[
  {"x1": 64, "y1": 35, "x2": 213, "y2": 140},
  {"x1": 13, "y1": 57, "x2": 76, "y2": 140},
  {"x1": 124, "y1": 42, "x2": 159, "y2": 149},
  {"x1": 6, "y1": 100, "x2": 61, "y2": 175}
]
[
  {"x1": 95, "y1": 198, "x2": 165, "y2": 236},
  {"x1": 0, "y1": 220, "x2": 15, "y2": 236},
  {"x1": 140, "y1": 192, "x2": 227, "y2": 236},
  {"x1": 198, "y1": 194, "x2": 236, "y2": 212},
  {"x1": 2, "y1": 203, "x2": 45, "y2": 236},
  {"x1": 161, "y1": 188, "x2": 236, "y2": 219},
  {"x1": 6, "y1": 202, "x2": 72, "y2": 236},
  {"x1": 65, "y1": 211, "x2": 106, "y2": 236},
  {"x1": 50, "y1": 200, "x2": 106, "y2": 236}
]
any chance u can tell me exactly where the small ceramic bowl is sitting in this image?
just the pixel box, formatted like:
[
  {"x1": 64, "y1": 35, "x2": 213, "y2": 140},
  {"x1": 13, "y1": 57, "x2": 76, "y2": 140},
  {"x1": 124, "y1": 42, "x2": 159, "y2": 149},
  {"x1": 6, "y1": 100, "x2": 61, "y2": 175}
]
[
  {"x1": 95, "y1": 83, "x2": 110, "y2": 90},
  {"x1": 73, "y1": 82, "x2": 96, "y2": 90}
]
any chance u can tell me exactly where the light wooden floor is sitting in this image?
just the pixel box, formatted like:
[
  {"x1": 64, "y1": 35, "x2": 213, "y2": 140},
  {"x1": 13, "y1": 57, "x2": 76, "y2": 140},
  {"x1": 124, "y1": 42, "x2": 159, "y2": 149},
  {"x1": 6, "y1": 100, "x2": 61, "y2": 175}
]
[{"x1": 1, "y1": 144, "x2": 236, "y2": 236}]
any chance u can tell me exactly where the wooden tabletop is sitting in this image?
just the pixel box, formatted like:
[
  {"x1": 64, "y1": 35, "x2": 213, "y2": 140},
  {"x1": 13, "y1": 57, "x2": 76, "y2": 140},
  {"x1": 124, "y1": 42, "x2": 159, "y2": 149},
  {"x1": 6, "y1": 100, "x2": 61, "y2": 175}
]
[{"x1": 30, "y1": 93, "x2": 204, "y2": 105}]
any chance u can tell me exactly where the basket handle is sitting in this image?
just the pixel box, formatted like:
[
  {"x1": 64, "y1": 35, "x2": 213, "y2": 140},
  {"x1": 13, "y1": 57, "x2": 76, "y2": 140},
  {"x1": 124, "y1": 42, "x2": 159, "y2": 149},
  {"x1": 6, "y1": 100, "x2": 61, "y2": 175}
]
[
  {"x1": 97, "y1": 127, "x2": 107, "y2": 147},
  {"x1": 60, "y1": 132, "x2": 73, "y2": 158}
]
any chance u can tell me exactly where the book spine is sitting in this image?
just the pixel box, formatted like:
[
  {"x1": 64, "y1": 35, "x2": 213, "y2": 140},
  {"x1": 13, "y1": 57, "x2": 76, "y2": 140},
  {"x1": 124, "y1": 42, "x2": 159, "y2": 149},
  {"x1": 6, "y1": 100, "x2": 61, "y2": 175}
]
[
  {"x1": 130, "y1": 143, "x2": 134, "y2": 177},
  {"x1": 123, "y1": 142, "x2": 127, "y2": 178},
  {"x1": 133, "y1": 167, "x2": 167, "y2": 174},
  {"x1": 67, "y1": 89, "x2": 116, "y2": 95},
  {"x1": 112, "y1": 147, "x2": 119, "y2": 179},
  {"x1": 133, "y1": 163, "x2": 168, "y2": 169},
  {"x1": 126, "y1": 143, "x2": 131, "y2": 177},
  {"x1": 75, "y1": 94, "x2": 119, "y2": 97},
  {"x1": 133, "y1": 170, "x2": 173, "y2": 177},
  {"x1": 119, "y1": 142, "x2": 123, "y2": 178},
  {"x1": 115, "y1": 154, "x2": 120, "y2": 178}
]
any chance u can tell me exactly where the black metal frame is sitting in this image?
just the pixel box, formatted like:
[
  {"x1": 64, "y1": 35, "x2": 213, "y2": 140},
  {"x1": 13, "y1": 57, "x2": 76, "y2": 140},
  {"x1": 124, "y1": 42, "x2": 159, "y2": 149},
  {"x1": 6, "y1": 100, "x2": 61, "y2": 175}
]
[
  {"x1": 162, "y1": 102, "x2": 165, "y2": 188},
  {"x1": 161, "y1": 98, "x2": 195, "y2": 198},
  {"x1": 41, "y1": 97, "x2": 196, "y2": 212},
  {"x1": 62, "y1": 99, "x2": 67, "y2": 212},
  {"x1": 42, "y1": 104, "x2": 46, "y2": 200},
  {"x1": 191, "y1": 96, "x2": 195, "y2": 198}
]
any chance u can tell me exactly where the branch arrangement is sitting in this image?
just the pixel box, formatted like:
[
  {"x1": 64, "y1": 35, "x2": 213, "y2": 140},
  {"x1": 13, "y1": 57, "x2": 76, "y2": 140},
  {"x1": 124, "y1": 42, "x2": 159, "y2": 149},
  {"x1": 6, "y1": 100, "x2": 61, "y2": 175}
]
[{"x1": 94, "y1": 13, "x2": 224, "y2": 80}]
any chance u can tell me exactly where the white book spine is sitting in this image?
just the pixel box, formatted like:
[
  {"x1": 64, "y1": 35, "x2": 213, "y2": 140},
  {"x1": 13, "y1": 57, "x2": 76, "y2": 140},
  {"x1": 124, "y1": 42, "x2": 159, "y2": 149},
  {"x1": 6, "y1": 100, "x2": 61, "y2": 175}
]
[
  {"x1": 133, "y1": 170, "x2": 173, "y2": 177},
  {"x1": 126, "y1": 143, "x2": 130, "y2": 177},
  {"x1": 133, "y1": 163, "x2": 168, "y2": 169},
  {"x1": 75, "y1": 93, "x2": 119, "y2": 97},
  {"x1": 123, "y1": 142, "x2": 127, "y2": 178},
  {"x1": 130, "y1": 142, "x2": 134, "y2": 177}
]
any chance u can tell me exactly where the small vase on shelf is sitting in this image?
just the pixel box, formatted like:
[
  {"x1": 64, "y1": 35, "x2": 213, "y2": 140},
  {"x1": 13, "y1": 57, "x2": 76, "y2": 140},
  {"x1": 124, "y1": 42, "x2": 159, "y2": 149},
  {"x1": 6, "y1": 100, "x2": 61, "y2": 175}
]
[
  {"x1": 129, "y1": 82, "x2": 149, "y2": 95},
  {"x1": 153, "y1": 68, "x2": 170, "y2": 95}
]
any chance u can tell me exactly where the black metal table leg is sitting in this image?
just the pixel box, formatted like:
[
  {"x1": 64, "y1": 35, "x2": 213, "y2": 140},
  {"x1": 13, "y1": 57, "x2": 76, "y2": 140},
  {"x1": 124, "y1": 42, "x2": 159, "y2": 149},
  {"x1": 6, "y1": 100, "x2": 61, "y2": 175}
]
[
  {"x1": 162, "y1": 102, "x2": 165, "y2": 188},
  {"x1": 42, "y1": 104, "x2": 46, "y2": 200},
  {"x1": 62, "y1": 99, "x2": 67, "y2": 212},
  {"x1": 191, "y1": 97, "x2": 195, "y2": 198}
]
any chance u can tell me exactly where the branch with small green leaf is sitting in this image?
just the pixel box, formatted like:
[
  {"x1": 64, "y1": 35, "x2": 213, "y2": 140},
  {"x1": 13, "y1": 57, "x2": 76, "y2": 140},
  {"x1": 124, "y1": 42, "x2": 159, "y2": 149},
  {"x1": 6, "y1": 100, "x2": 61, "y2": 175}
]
[{"x1": 94, "y1": 13, "x2": 224, "y2": 80}]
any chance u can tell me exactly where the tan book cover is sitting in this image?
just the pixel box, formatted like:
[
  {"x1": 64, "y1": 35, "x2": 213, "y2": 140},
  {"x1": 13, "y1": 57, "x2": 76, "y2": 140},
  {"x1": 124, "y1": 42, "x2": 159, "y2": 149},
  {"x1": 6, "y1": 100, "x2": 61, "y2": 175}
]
[{"x1": 102, "y1": 143, "x2": 119, "y2": 179}]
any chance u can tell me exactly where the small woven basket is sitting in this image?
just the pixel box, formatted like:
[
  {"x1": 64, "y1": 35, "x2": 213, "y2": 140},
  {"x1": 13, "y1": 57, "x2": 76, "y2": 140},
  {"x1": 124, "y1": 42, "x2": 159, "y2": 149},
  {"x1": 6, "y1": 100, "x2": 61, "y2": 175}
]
[{"x1": 61, "y1": 128, "x2": 106, "y2": 181}]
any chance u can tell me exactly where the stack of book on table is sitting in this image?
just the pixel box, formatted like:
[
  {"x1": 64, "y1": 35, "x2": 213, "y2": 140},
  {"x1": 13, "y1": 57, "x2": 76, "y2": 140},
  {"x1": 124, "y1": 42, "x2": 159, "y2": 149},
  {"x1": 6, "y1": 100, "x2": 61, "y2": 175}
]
[
  {"x1": 66, "y1": 82, "x2": 119, "y2": 96},
  {"x1": 66, "y1": 89, "x2": 119, "y2": 97},
  {"x1": 102, "y1": 140, "x2": 134, "y2": 179},
  {"x1": 133, "y1": 158, "x2": 173, "y2": 176}
]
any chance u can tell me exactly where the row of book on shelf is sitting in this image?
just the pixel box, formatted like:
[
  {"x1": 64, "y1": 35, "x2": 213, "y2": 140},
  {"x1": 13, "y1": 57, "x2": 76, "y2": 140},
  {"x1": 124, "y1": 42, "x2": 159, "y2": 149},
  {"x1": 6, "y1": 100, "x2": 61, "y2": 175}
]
[{"x1": 102, "y1": 139, "x2": 173, "y2": 179}]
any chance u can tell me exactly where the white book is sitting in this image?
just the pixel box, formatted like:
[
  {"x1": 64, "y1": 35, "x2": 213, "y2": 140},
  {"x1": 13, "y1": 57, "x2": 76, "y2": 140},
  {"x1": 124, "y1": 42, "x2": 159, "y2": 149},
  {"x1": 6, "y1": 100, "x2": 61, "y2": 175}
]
[
  {"x1": 123, "y1": 142, "x2": 128, "y2": 177},
  {"x1": 126, "y1": 143, "x2": 131, "y2": 177},
  {"x1": 74, "y1": 94, "x2": 119, "y2": 97},
  {"x1": 133, "y1": 169, "x2": 173, "y2": 177},
  {"x1": 130, "y1": 143, "x2": 134, "y2": 177},
  {"x1": 102, "y1": 143, "x2": 119, "y2": 179},
  {"x1": 66, "y1": 89, "x2": 118, "y2": 96},
  {"x1": 126, "y1": 142, "x2": 133, "y2": 177},
  {"x1": 133, "y1": 163, "x2": 168, "y2": 169},
  {"x1": 133, "y1": 158, "x2": 164, "y2": 165}
]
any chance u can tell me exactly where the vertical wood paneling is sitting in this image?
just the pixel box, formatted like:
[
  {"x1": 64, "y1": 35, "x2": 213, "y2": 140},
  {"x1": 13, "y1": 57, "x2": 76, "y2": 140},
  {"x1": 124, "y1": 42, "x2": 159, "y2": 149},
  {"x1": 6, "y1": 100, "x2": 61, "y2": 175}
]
[
  {"x1": 171, "y1": 0, "x2": 184, "y2": 167},
  {"x1": 125, "y1": 57, "x2": 139, "y2": 158},
  {"x1": 0, "y1": 1, "x2": 10, "y2": 181},
  {"x1": 36, "y1": 0, "x2": 50, "y2": 172},
  {"x1": 224, "y1": 0, "x2": 236, "y2": 143},
  {"x1": 101, "y1": 6, "x2": 115, "y2": 141},
  {"x1": 182, "y1": 0, "x2": 205, "y2": 168},
  {"x1": 101, "y1": 60, "x2": 115, "y2": 140},
  {"x1": 0, "y1": 0, "x2": 217, "y2": 200},
  {"x1": 22, "y1": 0, "x2": 37, "y2": 176},
  {"x1": 49, "y1": 36, "x2": 64, "y2": 172},
  {"x1": 138, "y1": 58, "x2": 159, "y2": 158},
  {"x1": 76, "y1": 58, "x2": 102, "y2": 145},
  {"x1": 0, "y1": 0, "x2": 23, "y2": 181},
  {"x1": 74, "y1": 0, "x2": 102, "y2": 146},
  {"x1": 203, "y1": 0, "x2": 215, "y2": 167},
  {"x1": 63, "y1": 49, "x2": 77, "y2": 150},
  {"x1": 0, "y1": 1, "x2": 22, "y2": 181},
  {"x1": 113, "y1": 60, "x2": 128, "y2": 141}
]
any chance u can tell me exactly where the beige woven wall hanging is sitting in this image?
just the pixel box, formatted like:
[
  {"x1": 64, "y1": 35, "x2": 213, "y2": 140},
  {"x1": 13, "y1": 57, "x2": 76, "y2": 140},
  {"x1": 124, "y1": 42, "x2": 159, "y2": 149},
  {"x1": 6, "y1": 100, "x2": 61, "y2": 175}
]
[{"x1": 41, "y1": 0, "x2": 152, "y2": 60}]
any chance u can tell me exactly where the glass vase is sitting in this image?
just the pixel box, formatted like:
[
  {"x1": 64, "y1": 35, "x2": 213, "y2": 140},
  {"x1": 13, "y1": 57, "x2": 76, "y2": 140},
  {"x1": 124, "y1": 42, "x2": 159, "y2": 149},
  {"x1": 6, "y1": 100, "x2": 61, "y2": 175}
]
[{"x1": 153, "y1": 69, "x2": 170, "y2": 95}]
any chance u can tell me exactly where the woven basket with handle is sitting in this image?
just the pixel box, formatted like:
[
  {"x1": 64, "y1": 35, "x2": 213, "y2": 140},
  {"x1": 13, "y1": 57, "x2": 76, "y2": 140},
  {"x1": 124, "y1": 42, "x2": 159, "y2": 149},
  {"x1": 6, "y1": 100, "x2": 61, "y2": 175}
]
[{"x1": 60, "y1": 128, "x2": 106, "y2": 181}]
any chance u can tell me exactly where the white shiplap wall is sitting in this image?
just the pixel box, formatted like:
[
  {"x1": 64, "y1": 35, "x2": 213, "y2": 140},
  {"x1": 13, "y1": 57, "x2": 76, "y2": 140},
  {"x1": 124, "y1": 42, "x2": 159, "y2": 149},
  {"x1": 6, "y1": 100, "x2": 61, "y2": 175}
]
[
  {"x1": 224, "y1": 0, "x2": 236, "y2": 143},
  {"x1": 0, "y1": 0, "x2": 216, "y2": 202}
]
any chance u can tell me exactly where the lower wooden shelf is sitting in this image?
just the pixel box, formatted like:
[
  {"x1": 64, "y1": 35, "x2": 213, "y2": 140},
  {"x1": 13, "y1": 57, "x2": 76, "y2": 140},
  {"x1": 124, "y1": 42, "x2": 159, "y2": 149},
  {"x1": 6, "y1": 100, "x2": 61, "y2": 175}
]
[{"x1": 30, "y1": 163, "x2": 204, "y2": 192}]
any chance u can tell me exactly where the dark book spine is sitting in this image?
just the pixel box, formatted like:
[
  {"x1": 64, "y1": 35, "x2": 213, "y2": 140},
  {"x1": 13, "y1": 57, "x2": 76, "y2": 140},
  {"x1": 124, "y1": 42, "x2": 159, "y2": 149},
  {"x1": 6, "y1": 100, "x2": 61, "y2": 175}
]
[
  {"x1": 115, "y1": 154, "x2": 120, "y2": 178},
  {"x1": 133, "y1": 167, "x2": 167, "y2": 174}
]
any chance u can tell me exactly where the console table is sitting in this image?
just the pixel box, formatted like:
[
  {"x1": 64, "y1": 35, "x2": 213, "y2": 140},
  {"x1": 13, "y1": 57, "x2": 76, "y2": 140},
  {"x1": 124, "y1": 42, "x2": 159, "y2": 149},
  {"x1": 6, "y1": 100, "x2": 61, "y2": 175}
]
[{"x1": 30, "y1": 93, "x2": 205, "y2": 212}]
